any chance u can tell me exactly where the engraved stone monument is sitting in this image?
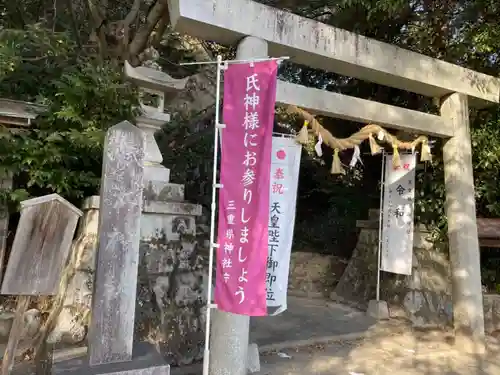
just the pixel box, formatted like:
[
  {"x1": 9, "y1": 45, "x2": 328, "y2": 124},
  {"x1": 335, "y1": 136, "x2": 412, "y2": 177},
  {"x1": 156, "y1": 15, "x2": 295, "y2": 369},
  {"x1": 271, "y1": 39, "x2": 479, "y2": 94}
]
[
  {"x1": 88, "y1": 121, "x2": 146, "y2": 365},
  {"x1": 52, "y1": 122, "x2": 170, "y2": 374}
]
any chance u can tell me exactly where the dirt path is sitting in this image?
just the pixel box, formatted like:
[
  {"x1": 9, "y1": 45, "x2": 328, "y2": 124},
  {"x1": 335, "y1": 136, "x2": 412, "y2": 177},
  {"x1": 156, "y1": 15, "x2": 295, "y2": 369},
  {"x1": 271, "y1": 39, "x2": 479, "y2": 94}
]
[{"x1": 259, "y1": 330, "x2": 500, "y2": 375}]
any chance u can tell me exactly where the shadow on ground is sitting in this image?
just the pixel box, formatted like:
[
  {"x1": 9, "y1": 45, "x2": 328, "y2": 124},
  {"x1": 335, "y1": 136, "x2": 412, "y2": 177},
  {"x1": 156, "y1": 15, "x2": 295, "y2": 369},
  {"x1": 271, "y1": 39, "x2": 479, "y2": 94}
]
[{"x1": 250, "y1": 296, "x2": 376, "y2": 348}]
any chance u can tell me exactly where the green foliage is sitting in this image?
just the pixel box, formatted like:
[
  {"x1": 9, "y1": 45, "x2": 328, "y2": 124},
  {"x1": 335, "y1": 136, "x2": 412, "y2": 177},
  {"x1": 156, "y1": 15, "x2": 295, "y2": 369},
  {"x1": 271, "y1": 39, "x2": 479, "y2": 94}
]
[
  {"x1": 0, "y1": 25, "x2": 139, "y2": 208},
  {"x1": 471, "y1": 115, "x2": 500, "y2": 216},
  {"x1": 0, "y1": 24, "x2": 77, "y2": 100}
]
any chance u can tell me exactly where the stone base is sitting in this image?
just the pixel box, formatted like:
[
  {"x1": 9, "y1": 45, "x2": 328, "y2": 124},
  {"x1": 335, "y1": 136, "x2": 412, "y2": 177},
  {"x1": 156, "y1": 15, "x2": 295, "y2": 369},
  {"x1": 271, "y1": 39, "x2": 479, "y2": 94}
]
[
  {"x1": 143, "y1": 181, "x2": 185, "y2": 202},
  {"x1": 144, "y1": 165, "x2": 170, "y2": 185},
  {"x1": 367, "y1": 300, "x2": 389, "y2": 320},
  {"x1": 52, "y1": 343, "x2": 170, "y2": 375},
  {"x1": 247, "y1": 343, "x2": 260, "y2": 373}
]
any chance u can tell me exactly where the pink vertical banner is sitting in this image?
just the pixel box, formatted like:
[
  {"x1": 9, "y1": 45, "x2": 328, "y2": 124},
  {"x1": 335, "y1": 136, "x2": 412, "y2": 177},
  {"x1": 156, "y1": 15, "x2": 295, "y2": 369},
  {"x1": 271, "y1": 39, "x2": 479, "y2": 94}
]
[{"x1": 215, "y1": 60, "x2": 278, "y2": 316}]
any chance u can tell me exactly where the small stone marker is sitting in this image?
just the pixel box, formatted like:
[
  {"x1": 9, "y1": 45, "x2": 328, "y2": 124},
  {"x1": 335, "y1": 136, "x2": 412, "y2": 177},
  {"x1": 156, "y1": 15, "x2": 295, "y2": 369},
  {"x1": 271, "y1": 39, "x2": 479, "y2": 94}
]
[
  {"x1": 0, "y1": 193, "x2": 82, "y2": 375},
  {"x1": 87, "y1": 121, "x2": 145, "y2": 366},
  {"x1": 367, "y1": 299, "x2": 390, "y2": 320},
  {"x1": 1, "y1": 194, "x2": 83, "y2": 295}
]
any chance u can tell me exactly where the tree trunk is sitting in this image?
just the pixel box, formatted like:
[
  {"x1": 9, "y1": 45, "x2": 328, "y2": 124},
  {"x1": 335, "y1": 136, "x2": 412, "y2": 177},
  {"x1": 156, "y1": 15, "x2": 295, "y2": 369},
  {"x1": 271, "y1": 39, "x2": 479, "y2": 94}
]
[{"x1": 166, "y1": 36, "x2": 219, "y2": 120}]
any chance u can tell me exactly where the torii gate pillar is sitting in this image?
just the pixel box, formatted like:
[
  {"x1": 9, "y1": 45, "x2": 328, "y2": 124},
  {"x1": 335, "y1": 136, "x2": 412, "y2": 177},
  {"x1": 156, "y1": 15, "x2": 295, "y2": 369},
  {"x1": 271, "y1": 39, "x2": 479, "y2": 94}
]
[
  {"x1": 441, "y1": 93, "x2": 485, "y2": 353},
  {"x1": 209, "y1": 36, "x2": 268, "y2": 375}
]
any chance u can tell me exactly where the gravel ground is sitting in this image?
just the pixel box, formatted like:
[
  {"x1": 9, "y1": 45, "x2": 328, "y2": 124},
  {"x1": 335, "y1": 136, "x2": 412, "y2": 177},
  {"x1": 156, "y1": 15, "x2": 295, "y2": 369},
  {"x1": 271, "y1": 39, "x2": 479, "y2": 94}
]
[{"x1": 258, "y1": 330, "x2": 500, "y2": 375}]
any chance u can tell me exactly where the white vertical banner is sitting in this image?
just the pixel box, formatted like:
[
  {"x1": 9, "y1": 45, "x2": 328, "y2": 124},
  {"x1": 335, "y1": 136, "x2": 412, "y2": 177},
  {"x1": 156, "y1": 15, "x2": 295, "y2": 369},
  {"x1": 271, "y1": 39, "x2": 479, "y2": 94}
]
[
  {"x1": 266, "y1": 136, "x2": 302, "y2": 315},
  {"x1": 381, "y1": 153, "x2": 416, "y2": 275}
]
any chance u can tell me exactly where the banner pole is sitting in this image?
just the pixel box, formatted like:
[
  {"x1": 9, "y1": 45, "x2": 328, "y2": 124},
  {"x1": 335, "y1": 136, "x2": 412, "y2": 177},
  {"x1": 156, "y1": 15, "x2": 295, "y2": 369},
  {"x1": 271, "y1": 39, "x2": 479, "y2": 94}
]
[
  {"x1": 376, "y1": 150, "x2": 386, "y2": 302},
  {"x1": 203, "y1": 54, "x2": 223, "y2": 375}
]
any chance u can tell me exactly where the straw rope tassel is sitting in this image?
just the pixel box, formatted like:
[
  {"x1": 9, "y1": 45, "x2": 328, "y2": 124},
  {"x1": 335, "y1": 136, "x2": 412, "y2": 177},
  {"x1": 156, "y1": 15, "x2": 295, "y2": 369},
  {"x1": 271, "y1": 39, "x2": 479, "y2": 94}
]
[
  {"x1": 368, "y1": 133, "x2": 382, "y2": 155},
  {"x1": 420, "y1": 140, "x2": 432, "y2": 162},
  {"x1": 392, "y1": 144, "x2": 401, "y2": 168},
  {"x1": 331, "y1": 148, "x2": 345, "y2": 174},
  {"x1": 296, "y1": 120, "x2": 309, "y2": 144}
]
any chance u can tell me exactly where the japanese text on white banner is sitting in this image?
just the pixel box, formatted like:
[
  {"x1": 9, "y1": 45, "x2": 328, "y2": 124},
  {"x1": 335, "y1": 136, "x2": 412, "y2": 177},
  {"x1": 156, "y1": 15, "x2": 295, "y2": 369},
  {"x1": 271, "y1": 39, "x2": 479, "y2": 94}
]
[
  {"x1": 266, "y1": 136, "x2": 301, "y2": 314},
  {"x1": 381, "y1": 153, "x2": 416, "y2": 275}
]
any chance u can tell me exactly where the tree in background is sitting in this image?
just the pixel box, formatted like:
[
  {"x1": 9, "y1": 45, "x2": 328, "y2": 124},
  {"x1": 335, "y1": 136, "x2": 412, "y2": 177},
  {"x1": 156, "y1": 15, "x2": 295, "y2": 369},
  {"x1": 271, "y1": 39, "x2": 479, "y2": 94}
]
[{"x1": 0, "y1": 0, "x2": 225, "y2": 207}]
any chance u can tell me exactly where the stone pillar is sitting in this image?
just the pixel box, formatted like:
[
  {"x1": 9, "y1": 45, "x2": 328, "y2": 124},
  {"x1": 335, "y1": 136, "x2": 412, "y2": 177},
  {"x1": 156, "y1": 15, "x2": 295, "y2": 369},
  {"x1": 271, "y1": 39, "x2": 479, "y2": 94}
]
[
  {"x1": 209, "y1": 36, "x2": 268, "y2": 375},
  {"x1": 441, "y1": 92, "x2": 485, "y2": 352},
  {"x1": 88, "y1": 121, "x2": 145, "y2": 366}
]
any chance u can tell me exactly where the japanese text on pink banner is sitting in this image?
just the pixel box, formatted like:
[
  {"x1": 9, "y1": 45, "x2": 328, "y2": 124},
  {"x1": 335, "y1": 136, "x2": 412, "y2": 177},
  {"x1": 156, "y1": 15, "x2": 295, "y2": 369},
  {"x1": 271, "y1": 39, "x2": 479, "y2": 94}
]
[{"x1": 215, "y1": 60, "x2": 278, "y2": 316}]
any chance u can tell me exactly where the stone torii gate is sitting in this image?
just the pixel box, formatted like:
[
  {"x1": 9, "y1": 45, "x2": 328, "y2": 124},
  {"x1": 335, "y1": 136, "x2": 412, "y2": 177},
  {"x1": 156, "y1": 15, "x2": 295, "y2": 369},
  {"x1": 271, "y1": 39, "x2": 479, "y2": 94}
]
[{"x1": 167, "y1": 0, "x2": 500, "y2": 372}]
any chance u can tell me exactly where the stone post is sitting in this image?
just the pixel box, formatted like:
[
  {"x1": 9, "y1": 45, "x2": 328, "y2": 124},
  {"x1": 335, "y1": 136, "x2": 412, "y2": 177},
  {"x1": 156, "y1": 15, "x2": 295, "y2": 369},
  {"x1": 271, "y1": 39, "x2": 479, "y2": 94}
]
[
  {"x1": 88, "y1": 121, "x2": 145, "y2": 366},
  {"x1": 441, "y1": 92, "x2": 485, "y2": 353},
  {"x1": 209, "y1": 36, "x2": 268, "y2": 375}
]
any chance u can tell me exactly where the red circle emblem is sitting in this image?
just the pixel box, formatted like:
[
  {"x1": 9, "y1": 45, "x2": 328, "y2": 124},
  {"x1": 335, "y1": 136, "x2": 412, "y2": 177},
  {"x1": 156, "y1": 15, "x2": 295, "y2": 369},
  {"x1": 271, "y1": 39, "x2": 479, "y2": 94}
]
[{"x1": 276, "y1": 149, "x2": 286, "y2": 160}]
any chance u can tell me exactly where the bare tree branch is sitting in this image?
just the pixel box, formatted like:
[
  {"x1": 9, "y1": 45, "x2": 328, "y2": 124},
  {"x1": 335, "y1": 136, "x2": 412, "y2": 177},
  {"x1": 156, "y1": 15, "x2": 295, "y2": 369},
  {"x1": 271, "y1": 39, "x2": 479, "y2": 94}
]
[
  {"x1": 122, "y1": 0, "x2": 141, "y2": 52},
  {"x1": 86, "y1": 0, "x2": 108, "y2": 56},
  {"x1": 87, "y1": 0, "x2": 105, "y2": 24},
  {"x1": 166, "y1": 35, "x2": 219, "y2": 120},
  {"x1": 123, "y1": 0, "x2": 141, "y2": 26},
  {"x1": 52, "y1": 0, "x2": 57, "y2": 31},
  {"x1": 151, "y1": 13, "x2": 169, "y2": 47},
  {"x1": 128, "y1": 0, "x2": 169, "y2": 65}
]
